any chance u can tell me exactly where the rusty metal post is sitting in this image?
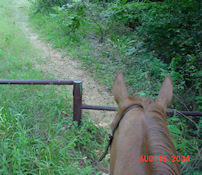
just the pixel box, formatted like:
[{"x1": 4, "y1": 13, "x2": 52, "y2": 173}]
[{"x1": 73, "y1": 80, "x2": 82, "y2": 125}]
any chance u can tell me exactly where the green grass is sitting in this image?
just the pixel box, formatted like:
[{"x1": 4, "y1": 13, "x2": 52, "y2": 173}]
[{"x1": 0, "y1": 1, "x2": 108, "y2": 174}]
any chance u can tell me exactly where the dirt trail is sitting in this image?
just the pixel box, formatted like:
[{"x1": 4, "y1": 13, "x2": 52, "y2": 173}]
[{"x1": 12, "y1": 0, "x2": 116, "y2": 127}]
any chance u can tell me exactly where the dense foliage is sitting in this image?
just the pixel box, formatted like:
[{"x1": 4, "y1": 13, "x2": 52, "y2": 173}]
[
  {"x1": 29, "y1": 0, "x2": 201, "y2": 111},
  {"x1": 28, "y1": 0, "x2": 201, "y2": 174}
]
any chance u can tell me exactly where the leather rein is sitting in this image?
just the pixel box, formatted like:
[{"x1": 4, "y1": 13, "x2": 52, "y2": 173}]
[{"x1": 99, "y1": 104, "x2": 142, "y2": 161}]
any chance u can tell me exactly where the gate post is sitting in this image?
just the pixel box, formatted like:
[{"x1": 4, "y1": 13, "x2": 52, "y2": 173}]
[{"x1": 73, "y1": 80, "x2": 82, "y2": 125}]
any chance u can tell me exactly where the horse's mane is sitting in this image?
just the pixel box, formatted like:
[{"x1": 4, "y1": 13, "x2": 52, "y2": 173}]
[{"x1": 144, "y1": 102, "x2": 180, "y2": 174}]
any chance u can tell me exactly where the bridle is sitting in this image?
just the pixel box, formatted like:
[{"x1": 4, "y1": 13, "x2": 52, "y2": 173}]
[{"x1": 99, "y1": 104, "x2": 142, "y2": 161}]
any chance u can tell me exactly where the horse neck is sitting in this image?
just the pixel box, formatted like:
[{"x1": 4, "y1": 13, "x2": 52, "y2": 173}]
[
  {"x1": 144, "y1": 105, "x2": 180, "y2": 174},
  {"x1": 111, "y1": 104, "x2": 180, "y2": 175},
  {"x1": 111, "y1": 109, "x2": 153, "y2": 175}
]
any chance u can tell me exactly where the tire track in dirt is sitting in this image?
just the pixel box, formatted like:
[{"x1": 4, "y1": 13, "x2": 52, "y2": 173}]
[{"x1": 12, "y1": 0, "x2": 116, "y2": 127}]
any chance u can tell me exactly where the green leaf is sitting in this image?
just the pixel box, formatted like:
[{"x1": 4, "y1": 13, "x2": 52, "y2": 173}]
[
  {"x1": 168, "y1": 125, "x2": 181, "y2": 134},
  {"x1": 170, "y1": 117, "x2": 180, "y2": 122}
]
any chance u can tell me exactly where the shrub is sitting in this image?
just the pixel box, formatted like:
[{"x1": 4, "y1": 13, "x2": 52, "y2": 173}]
[
  {"x1": 29, "y1": 0, "x2": 68, "y2": 13},
  {"x1": 49, "y1": 2, "x2": 86, "y2": 33},
  {"x1": 138, "y1": 0, "x2": 201, "y2": 63}
]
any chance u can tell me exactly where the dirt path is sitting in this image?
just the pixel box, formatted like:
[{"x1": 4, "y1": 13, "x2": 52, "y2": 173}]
[{"x1": 11, "y1": 0, "x2": 116, "y2": 127}]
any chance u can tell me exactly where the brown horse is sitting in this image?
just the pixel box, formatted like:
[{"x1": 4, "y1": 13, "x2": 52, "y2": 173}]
[{"x1": 110, "y1": 71, "x2": 180, "y2": 175}]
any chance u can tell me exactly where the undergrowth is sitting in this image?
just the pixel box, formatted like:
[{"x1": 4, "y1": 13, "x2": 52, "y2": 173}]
[
  {"x1": 0, "y1": 1, "x2": 108, "y2": 174},
  {"x1": 29, "y1": 0, "x2": 201, "y2": 110}
]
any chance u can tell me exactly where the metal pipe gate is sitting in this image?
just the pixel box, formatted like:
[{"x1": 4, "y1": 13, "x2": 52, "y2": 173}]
[
  {"x1": 0, "y1": 79, "x2": 201, "y2": 126},
  {"x1": 0, "y1": 79, "x2": 83, "y2": 125}
]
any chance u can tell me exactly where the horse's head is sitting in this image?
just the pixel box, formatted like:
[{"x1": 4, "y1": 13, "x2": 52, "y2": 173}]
[
  {"x1": 111, "y1": 71, "x2": 173, "y2": 129},
  {"x1": 110, "y1": 71, "x2": 180, "y2": 175}
]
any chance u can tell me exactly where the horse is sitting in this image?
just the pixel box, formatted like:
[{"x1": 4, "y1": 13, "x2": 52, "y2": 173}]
[{"x1": 110, "y1": 71, "x2": 180, "y2": 175}]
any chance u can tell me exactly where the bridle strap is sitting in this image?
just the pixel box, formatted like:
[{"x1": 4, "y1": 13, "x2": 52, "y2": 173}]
[{"x1": 99, "y1": 104, "x2": 142, "y2": 161}]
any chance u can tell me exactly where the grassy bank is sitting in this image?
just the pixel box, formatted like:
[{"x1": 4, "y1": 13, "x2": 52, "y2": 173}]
[
  {"x1": 28, "y1": 0, "x2": 201, "y2": 111},
  {"x1": 29, "y1": 9, "x2": 168, "y2": 99},
  {"x1": 0, "y1": 0, "x2": 107, "y2": 174}
]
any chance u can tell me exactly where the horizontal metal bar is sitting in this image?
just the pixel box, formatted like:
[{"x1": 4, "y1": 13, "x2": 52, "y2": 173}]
[
  {"x1": 0, "y1": 80, "x2": 78, "y2": 85},
  {"x1": 82, "y1": 104, "x2": 117, "y2": 111},
  {"x1": 82, "y1": 104, "x2": 202, "y2": 116},
  {"x1": 167, "y1": 109, "x2": 202, "y2": 117}
]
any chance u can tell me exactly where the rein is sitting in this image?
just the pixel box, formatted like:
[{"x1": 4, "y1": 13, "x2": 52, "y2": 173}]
[{"x1": 99, "y1": 104, "x2": 142, "y2": 161}]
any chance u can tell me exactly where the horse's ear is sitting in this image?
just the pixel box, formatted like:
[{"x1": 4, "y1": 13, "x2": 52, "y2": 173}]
[
  {"x1": 113, "y1": 71, "x2": 129, "y2": 107},
  {"x1": 157, "y1": 75, "x2": 173, "y2": 109}
]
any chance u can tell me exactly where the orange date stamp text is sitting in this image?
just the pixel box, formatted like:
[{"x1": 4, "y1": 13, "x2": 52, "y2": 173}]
[{"x1": 140, "y1": 155, "x2": 190, "y2": 163}]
